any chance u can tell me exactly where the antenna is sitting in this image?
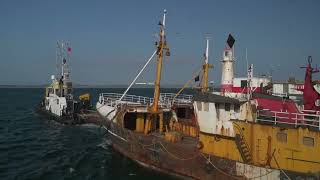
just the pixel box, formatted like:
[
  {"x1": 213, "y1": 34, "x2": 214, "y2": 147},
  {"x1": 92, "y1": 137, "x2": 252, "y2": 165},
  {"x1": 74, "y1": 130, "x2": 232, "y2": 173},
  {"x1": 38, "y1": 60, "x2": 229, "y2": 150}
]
[
  {"x1": 205, "y1": 38, "x2": 209, "y2": 64},
  {"x1": 246, "y1": 48, "x2": 248, "y2": 73},
  {"x1": 56, "y1": 41, "x2": 59, "y2": 78},
  {"x1": 246, "y1": 48, "x2": 249, "y2": 100},
  {"x1": 204, "y1": 33, "x2": 212, "y2": 64},
  {"x1": 162, "y1": 9, "x2": 167, "y2": 27}
]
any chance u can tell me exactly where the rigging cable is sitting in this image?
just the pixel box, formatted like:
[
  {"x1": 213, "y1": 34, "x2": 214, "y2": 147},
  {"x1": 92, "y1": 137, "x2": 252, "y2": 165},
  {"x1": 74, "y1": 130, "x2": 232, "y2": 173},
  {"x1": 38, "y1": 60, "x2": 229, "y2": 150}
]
[
  {"x1": 158, "y1": 141, "x2": 200, "y2": 161},
  {"x1": 272, "y1": 152, "x2": 291, "y2": 180},
  {"x1": 119, "y1": 50, "x2": 157, "y2": 101},
  {"x1": 173, "y1": 67, "x2": 202, "y2": 103},
  {"x1": 200, "y1": 153, "x2": 239, "y2": 179}
]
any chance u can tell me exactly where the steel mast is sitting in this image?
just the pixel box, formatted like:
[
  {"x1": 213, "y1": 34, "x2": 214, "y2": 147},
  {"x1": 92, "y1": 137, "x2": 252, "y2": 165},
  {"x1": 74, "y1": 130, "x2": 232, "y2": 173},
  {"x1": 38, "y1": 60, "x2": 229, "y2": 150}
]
[
  {"x1": 201, "y1": 39, "x2": 213, "y2": 92},
  {"x1": 152, "y1": 9, "x2": 170, "y2": 112}
]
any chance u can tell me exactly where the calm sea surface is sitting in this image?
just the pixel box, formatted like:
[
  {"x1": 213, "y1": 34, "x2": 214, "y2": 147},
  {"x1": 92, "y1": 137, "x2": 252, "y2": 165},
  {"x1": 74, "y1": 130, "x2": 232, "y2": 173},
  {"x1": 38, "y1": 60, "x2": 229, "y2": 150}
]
[{"x1": 1, "y1": 88, "x2": 191, "y2": 180}]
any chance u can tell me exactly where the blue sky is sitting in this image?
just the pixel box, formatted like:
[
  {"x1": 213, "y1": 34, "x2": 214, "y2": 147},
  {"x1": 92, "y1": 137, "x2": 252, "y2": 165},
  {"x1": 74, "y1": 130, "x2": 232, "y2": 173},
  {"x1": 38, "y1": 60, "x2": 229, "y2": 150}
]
[{"x1": 0, "y1": 0, "x2": 319, "y2": 85}]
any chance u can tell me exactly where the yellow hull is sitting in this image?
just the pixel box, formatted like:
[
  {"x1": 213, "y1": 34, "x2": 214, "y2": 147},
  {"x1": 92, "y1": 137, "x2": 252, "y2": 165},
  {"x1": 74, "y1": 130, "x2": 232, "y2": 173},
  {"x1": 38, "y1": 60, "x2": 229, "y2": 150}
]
[{"x1": 199, "y1": 121, "x2": 320, "y2": 174}]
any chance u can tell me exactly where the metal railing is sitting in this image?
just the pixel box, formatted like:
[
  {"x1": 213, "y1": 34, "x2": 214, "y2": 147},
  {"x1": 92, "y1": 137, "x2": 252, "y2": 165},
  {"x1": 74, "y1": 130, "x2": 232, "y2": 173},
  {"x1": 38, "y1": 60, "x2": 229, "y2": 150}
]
[
  {"x1": 301, "y1": 109, "x2": 320, "y2": 115},
  {"x1": 272, "y1": 92, "x2": 288, "y2": 98},
  {"x1": 257, "y1": 109, "x2": 320, "y2": 130},
  {"x1": 160, "y1": 93, "x2": 193, "y2": 106},
  {"x1": 99, "y1": 93, "x2": 171, "y2": 108}
]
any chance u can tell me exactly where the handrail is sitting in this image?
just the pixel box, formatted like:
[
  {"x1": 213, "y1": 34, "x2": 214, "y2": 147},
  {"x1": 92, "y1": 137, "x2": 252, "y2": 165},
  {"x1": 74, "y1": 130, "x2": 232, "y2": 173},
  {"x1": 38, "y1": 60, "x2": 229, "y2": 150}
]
[
  {"x1": 272, "y1": 92, "x2": 288, "y2": 97},
  {"x1": 99, "y1": 93, "x2": 171, "y2": 108},
  {"x1": 160, "y1": 93, "x2": 193, "y2": 105},
  {"x1": 257, "y1": 110, "x2": 320, "y2": 130}
]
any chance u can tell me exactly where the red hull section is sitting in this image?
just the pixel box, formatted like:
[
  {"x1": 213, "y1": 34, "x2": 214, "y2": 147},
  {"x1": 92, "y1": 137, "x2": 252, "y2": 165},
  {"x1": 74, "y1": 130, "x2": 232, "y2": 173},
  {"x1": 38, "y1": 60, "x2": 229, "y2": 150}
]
[{"x1": 253, "y1": 94, "x2": 300, "y2": 123}]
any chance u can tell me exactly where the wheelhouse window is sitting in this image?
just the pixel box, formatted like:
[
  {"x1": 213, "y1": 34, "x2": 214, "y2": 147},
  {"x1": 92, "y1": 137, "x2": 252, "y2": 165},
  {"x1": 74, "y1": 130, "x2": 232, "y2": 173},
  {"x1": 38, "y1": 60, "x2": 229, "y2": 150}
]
[
  {"x1": 241, "y1": 80, "x2": 247, "y2": 88},
  {"x1": 276, "y1": 132, "x2": 287, "y2": 143},
  {"x1": 303, "y1": 137, "x2": 314, "y2": 147}
]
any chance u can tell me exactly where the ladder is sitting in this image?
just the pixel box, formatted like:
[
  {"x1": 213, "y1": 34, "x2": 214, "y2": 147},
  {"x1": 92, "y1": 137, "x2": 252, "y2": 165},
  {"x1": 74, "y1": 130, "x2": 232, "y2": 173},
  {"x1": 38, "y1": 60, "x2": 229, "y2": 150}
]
[{"x1": 233, "y1": 123, "x2": 253, "y2": 164}]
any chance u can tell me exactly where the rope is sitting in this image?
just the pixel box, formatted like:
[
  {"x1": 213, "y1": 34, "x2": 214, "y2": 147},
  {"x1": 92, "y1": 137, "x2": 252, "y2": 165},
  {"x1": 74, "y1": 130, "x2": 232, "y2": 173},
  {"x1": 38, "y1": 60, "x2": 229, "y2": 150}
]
[
  {"x1": 128, "y1": 131, "x2": 156, "y2": 148},
  {"x1": 200, "y1": 153, "x2": 239, "y2": 179},
  {"x1": 201, "y1": 149, "x2": 274, "y2": 180},
  {"x1": 173, "y1": 67, "x2": 202, "y2": 102},
  {"x1": 272, "y1": 152, "x2": 291, "y2": 180},
  {"x1": 249, "y1": 168, "x2": 274, "y2": 179},
  {"x1": 158, "y1": 141, "x2": 200, "y2": 161},
  {"x1": 104, "y1": 108, "x2": 115, "y2": 118},
  {"x1": 129, "y1": 131, "x2": 199, "y2": 158}
]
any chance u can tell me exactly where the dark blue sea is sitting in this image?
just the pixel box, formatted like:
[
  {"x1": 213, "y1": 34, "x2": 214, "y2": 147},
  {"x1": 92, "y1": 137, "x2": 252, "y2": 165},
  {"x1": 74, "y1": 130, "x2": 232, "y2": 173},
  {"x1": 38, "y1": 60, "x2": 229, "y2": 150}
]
[{"x1": 1, "y1": 88, "x2": 191, "y2": 180}]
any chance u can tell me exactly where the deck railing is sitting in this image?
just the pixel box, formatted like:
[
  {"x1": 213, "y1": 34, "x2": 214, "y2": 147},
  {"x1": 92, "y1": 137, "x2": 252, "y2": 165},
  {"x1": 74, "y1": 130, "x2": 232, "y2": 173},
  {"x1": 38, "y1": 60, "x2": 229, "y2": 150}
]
[
  {"x1": 257, "y1": 109, "x2": 320, "y2": 130},
  {"x1": 99, "y1": 93, "x2": 171, "y2": 108},
  {"x1": 160, "y1": 93, "x2": 193, "y2": 106},
  {"x1": 271, "y1": 92, "x2": 288, "y2": 98}
]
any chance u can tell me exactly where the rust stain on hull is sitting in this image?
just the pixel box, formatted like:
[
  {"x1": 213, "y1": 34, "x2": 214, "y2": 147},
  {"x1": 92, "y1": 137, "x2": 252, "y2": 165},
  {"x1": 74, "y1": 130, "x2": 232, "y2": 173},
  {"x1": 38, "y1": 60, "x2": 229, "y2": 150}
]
[{"x1": 105, "y1": 123, "x2": 243, "y2": 180}]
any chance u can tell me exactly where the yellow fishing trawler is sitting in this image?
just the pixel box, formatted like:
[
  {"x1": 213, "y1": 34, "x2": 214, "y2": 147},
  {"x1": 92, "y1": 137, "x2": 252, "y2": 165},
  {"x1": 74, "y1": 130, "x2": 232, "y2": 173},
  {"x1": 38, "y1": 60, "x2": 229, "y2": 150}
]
[
  {"x1": 96, "y1": 10, "x2": 320, "y2": 179},
  {"x1": 193, "y1": 40, "x2": 320, "y2": 179}
]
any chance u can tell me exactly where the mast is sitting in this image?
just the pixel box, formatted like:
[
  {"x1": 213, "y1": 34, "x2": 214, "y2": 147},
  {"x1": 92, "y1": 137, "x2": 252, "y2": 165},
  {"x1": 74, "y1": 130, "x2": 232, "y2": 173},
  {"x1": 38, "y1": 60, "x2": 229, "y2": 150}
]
[
  {"x1": 56, "y1": 40, "x2": 72, "y2": 97},
  {"x1": 201, "y1": 39, "x2": 213, "y2": 92},
  {"x1": 152, "y1": 9, "x2": 170, "y2": 112},
  {"x1": 247, "y1": 64, "x2": 253, "y2": 100}
]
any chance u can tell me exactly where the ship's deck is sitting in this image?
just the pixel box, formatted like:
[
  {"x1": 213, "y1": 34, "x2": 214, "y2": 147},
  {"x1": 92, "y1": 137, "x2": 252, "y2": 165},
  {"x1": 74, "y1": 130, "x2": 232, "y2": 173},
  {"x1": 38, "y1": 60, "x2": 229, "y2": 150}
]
[{"x1": 129, "y1": 130, "x2": 200, "y2": 160}]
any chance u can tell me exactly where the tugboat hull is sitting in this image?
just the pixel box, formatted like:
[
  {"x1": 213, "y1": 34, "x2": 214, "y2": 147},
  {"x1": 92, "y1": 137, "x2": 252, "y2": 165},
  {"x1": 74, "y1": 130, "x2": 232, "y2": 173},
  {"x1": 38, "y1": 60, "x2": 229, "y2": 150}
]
[
  {"x1": 36, "y1": 105, "x2": 81, "y2": 125},
  {"x1": 36, "y1": 104, "x2": 101, "y2": 125}
]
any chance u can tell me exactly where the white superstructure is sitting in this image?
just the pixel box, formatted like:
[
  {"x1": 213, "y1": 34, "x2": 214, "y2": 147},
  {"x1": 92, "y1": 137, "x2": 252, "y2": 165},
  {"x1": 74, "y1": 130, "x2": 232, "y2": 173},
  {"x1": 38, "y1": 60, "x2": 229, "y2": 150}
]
[
  {"x1": 193, "y1": 93, "x2": 253, "y2": 137},
  {"x1": 233, "y1": 76, "x2": 271, "y2": 91},
  {"x1": 44, "y1": 41, "x2": 73, "y2": 117}
]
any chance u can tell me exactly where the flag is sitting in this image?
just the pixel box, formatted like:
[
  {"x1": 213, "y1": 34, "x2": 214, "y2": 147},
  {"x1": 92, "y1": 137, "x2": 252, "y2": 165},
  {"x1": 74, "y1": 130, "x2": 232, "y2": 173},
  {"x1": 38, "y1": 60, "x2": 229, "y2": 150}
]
[
  {"x1": 227, "y1": 34, "x2": 235, "y2": 49},
  {"x1": 67, "y1": 47, "x2": 72, "y2": 54},
  {"x1": 194, "y1": 75, "x2": 200, "y2": 82}
]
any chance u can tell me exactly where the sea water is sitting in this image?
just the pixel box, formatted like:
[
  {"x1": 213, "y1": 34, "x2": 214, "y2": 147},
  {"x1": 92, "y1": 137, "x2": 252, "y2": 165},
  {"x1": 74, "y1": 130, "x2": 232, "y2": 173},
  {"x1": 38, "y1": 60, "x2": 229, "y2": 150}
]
[{"x1": 1, "y1": 88, "x2": 183, "y2": 180}]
